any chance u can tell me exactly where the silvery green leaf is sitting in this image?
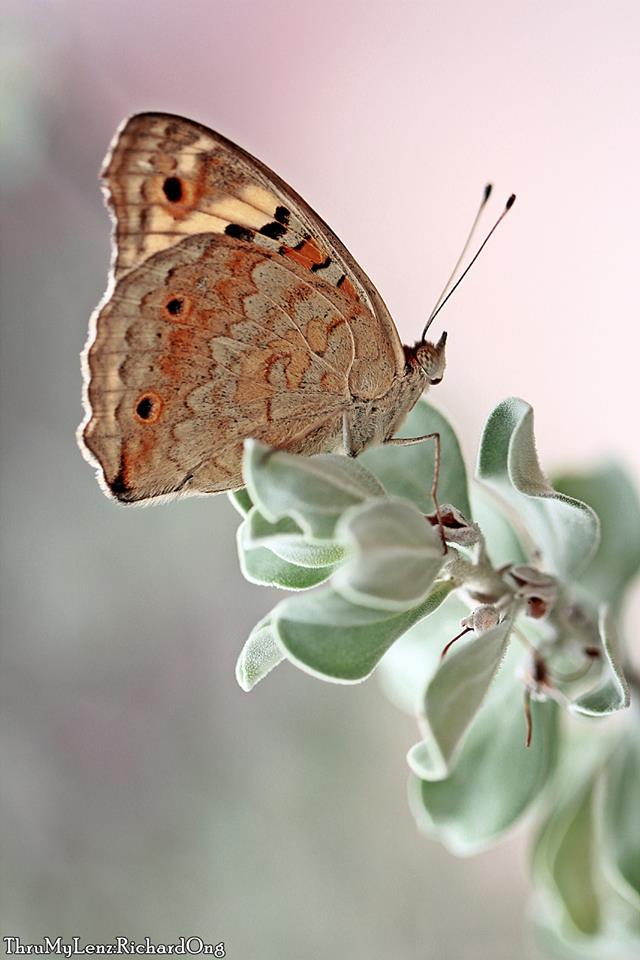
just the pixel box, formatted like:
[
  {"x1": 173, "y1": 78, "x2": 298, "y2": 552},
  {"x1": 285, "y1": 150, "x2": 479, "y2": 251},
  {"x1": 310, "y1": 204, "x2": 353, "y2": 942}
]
[
  {"x1": 243, "y1": 439, "x2": 385, "y2": 539},
  {"x1": 236, "y1": 616, "x2": 284, "y2": 692},
  {"x1": 570, "y1": 606, "x2": 630, "y2": 716},
  {"x1": 533, "y1": 773, "x2": 603, "y2": 938},
  {"x1": 601, "y1": 729, "x2": 640, "y2": 907},
  {"x1": 244, "y1": 509, "x2": 345, "y2": 568},
  {"x1": 408, "y1": 614, "x2": 513, "y2": 780},
  {"x1": 273, "y1": 581, "x2": 454, "y2": 682},
  {"x1": 532, "y1": 732, "x2": 640, "y2": 953},
  {"x1": 333, "y1": 498, "x2": 445, "y2": 612},
  {"x1": 409, "y1": 682, "x2": 558, "y2": 855},
  {"x1": 554, "y1": 461, "x2": 640, "y2": 612},
  {"x1": 237, "y1": 519, "x2": 337, "y2": 590},
  {"x1": 228, "y1": 487, "x2": 254, "y2": 517},
  {"x1": 361, "y1": 397, "x2": 471, "y2": 518},
  {"x1": 470, "y1": 482, "x2": 527, "y2": 568},
  {"x1": 477, "y1": 398, "x2": 600, "y2": 580},
  {"x1": 378, "y1": 593, "x2": 469, "y2": 715},
  {"x1": 533, "y1": 902, "x2": 640, "y2": 960}
]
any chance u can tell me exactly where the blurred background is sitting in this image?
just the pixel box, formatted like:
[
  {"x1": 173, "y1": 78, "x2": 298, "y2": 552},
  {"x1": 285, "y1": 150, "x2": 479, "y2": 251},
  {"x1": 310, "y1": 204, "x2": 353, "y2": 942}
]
[{"x1": 2, "y1": 1, "x2": 639, "y2": 956}]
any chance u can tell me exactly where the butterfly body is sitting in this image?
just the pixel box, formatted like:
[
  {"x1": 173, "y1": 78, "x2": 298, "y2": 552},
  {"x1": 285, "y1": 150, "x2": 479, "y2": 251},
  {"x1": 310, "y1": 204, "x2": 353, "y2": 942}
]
[{"x1": 79, "y1": 114, "x2": 446, "y2": 504}]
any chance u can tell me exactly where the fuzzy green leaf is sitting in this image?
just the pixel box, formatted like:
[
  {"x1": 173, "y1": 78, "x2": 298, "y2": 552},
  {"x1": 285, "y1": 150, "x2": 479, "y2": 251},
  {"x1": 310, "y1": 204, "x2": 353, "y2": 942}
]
[
  {"x1": 533, "y1": 775, "x2": 603, "y2": 938},
  {"x1": 228, "y1": 487, "x2": 254, "y2": 517},
  {"x1": 360, "y1": 398, "x2": 471, "y2": 518},
  {"x1": 570, "y1": 606, "x2": 630, "y2": 716},
  {"x1": 236, "y1": 616, "x2": 284, "y2": 692},
  {"x1": 410, "y1": 682, "x2": 558, "y2": 854},
  {"x1": 554, "y1": 461, "x2": 640, "y2": 612},
  {"x1": 533, "y1": 903, "x2": 640, "y2": 960},
  {"x1": 378, "y1": 593, "x2": 469, "y2": 715},
  {"x1": 243, "y1": 439, "x2": 385, "y2": 539},
  {"x1": 273, "y1": 580, "x2": 454, "y2": 682},
  {"x1": 243, "y1": 509, "x2": 345, "y2": 568},
  {"x1": 409, "y1": 614, "x2": 514, "y2": 780},
  {"x1": 470, "y1": 483, "x2": 527, "y2": 568},
  {"x1": 333, "y1": 498, "x2": 445, "y2": 612},
  {"x1": 533, "y1": 748, "x2": 640, "y2": 954},
  {"x1": 237, "y1": 516, "x2": 337, "y2": 590},
  {"x1": 477, "y1": 398, "x2": 600, "y2": 579},
  {"x1": 602, "y1": 729, "x2": 640, "y2": 907}
]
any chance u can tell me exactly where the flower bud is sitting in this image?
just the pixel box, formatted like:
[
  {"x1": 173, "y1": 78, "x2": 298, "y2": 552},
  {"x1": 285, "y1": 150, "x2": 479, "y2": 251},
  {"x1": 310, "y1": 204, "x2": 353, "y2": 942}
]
[
  {"x1": 461, "y1": 604, "x2": 501, "y2": 634},
  {"x1": 426, "y1": 503, "x2": 481, "y2": 546}
]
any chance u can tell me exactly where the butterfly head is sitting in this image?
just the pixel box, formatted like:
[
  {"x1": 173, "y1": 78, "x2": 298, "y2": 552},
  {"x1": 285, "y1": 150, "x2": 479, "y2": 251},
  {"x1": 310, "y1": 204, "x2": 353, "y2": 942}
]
[{"x1": 415, "y1": 331, "x2": 447, "y2": 385}]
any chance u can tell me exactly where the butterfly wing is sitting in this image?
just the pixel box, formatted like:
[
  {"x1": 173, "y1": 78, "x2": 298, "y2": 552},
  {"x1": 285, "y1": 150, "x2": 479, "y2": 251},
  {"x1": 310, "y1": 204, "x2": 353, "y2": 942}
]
[{"x1": 80, "y1": 113, "x2": 406, "y2": 502}]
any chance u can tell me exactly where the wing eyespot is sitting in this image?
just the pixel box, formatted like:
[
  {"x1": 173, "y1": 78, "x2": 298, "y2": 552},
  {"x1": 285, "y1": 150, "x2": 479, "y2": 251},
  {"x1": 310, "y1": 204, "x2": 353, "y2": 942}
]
[
  {"x1": 163, "y1": 294, "x2": 192, "y2": 322},
  {"x1": 166, "y1": 296, "x2": 183, "y2": 315},
  {"x1": 162, "y1": 176, "x2": 183, "y2": 202},
  {"x1": 134, "y1": 391, "x2": 164, "y2": 424}
]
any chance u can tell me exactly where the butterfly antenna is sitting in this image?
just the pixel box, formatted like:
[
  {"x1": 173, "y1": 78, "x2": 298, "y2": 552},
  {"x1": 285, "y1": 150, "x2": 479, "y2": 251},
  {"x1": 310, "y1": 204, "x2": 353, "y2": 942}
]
[
  {"x1": 422, "y1": 183, "x2": 492, "y2": 339},
  {"x1": 421, "y1": 192, "x2": 516, "y2": 341}
]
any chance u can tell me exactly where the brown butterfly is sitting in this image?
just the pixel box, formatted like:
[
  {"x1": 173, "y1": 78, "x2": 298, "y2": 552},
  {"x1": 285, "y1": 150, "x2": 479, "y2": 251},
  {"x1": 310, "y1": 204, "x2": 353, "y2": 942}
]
[{"x1": 78, "y1": 112, "x2": 451, "y2": 505}]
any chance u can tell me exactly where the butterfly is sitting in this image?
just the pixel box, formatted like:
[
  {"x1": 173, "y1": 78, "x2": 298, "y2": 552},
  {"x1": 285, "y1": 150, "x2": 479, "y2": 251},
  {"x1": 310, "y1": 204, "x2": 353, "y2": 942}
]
[{"x1": 78, "y1": 113, "x2": 448, "y2": 505}]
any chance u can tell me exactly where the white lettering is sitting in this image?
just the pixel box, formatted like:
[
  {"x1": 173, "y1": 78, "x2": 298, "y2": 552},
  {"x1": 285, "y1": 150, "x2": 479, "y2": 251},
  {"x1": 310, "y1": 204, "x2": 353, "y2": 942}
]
[{"x1": 0, "y1": 935, "x2": 225, "y2": 959}]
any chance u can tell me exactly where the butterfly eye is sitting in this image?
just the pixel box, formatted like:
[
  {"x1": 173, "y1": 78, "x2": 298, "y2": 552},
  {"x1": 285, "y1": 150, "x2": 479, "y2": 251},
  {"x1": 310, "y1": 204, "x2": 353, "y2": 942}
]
[
  {"x1": 162, "y1": 176, "x2": 183, "y2": 203},
  {"x1": 135, "y1": 391, "x2": 163, "y2": 424}
]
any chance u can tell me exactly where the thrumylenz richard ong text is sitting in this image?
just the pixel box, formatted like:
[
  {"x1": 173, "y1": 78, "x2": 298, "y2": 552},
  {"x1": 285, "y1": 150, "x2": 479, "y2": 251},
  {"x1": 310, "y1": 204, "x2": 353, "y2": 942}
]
[{"x1": 3, "y1": 937, "x2": 226, "y2": 957}]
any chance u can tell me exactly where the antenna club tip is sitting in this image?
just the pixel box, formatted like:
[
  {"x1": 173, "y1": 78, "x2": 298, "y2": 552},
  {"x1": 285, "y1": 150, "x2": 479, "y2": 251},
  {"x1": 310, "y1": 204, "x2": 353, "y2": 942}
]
[
  {"x1": 483, "y1": 183, "x2": 493, "y2": 201},
  {"x1": 506, "y1": 193, "x2": 516, "y2": 210}
]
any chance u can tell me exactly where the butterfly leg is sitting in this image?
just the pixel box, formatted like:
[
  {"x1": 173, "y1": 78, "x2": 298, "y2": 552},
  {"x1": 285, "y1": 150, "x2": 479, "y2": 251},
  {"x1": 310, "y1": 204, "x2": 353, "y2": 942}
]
[{"x1": 384, "y1": 432, "x2": 447, "y2": 553}]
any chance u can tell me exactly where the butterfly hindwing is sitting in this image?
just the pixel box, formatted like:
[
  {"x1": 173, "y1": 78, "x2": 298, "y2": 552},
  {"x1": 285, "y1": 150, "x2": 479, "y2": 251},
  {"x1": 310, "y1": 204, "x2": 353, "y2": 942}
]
[{"x1": 82, "y1": 234, "x2": 363, "y2": 501}]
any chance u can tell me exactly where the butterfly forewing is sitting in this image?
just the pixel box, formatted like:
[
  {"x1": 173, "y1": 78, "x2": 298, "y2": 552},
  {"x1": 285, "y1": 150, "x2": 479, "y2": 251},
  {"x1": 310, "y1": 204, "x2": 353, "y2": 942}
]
[
  {"x1": 80, "y1": 113, "x2": 408, "y2": 503},
  {"x1": 103, "y1": 114, "x2": 406, "y2": 391}
]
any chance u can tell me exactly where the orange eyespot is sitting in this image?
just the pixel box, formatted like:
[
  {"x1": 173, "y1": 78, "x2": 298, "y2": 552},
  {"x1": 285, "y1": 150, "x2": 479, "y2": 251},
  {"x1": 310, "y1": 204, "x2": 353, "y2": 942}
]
[
  {"x1": 163, "y1": 294, "x2": 192, "y2": 322},
  {"x1": 153, "y1": 170, "x2": 203, "y2": 215},
  {"x1": 162, "y1": 176, "x2": 183, "y2": 203},
  {"x1": 134, "y1": 390, "x2": 163, "y2": 424}
]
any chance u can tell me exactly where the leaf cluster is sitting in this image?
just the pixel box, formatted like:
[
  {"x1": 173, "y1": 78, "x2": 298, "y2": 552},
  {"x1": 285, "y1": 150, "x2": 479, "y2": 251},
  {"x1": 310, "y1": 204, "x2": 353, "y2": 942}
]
[{"x1": 230, "y1": 397, "x2": 640, "y2": 955}]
